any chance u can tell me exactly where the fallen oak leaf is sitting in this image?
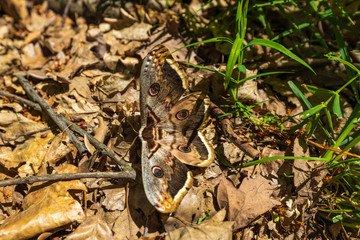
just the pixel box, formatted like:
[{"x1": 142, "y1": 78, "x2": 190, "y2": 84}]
[{"x1": 217, "y1": 174, "x2": 281, "y2": 230}]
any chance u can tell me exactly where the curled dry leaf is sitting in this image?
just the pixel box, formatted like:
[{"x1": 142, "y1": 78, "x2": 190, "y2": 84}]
[
  {"x1": 217, "y1": 174, "x2": 281, "y2": 230},
  {"x1": 235, "y1": 69, "x2": 258, "y2": 102},
  {"x1": 66, "y1": 214, "x2": 114, "y2": 240},
  {"x1": 256, "y1": 88, "x2": 287, "y2": 116},
  {"x1": 0, "y1": 44, "x2": 20, "y2": 75},
  {"x1": 43, "y1": 28, "x2": 75, "y2": 54},
  {"x1": 68, "y1": 76, "x2": 92, "y2": 100},
  {"x1": 0, "y1": 101, "x2": 23, "y2": 113},
  {"x1": 55, "y1": 91, "x2": 100, "y2": 123},
  {"x1": 44, "y1": 132, "x2": 77, "y2": 165},
  {"x1": 103, "y1": 52, "x2": 122, "y2": 71},
  {"x1": 88, "y1": 71, "x2": 135, "y2": 97},
  {"x1": 21, "y1": 42, "x2": 47, "y2": 69},
  {"x1": 4, "y1": 75, "x2": 25, "y2": 95},
  {"x1": 0, "y1": 164, "x2": 87, "y2": 240},
  {"x1": 25, "y1": 4, "x2": 55, "y2": 32},
  {"x1": 166, "y1": 208, "x2": 233, "y2": 240}
]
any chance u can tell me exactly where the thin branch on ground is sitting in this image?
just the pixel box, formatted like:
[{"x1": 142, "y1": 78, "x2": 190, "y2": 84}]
[
  {"x1": 1, "y1": 86, "x2": 136, "y2": 177},
  {"x1": 61, "y1": 0, "x2": 73, "y2": 27},
  {"x1": 0, "y1": 89, "x2": 42, "y2": 111},
  {"x1": 16, "y1": 74, "x2": 87, "y2": 154},
  {"x1": 59, "y1": 115, "x2": 135, "y2": 175},
  {"x1": 0, "y1": 172, "x2": 135, "y2": 187},
  {"x1": 210, "y1": 102, "x2": 259, "y2": 159}
]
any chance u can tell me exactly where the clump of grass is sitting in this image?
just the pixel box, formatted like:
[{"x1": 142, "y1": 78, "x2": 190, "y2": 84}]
[{"x1": 177, "y1": 0, "x2": 360, "y2": 233}]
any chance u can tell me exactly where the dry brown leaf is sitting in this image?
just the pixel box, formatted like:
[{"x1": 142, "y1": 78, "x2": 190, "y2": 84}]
[
  {"x1": 43, "y1": 28, "x2": 75, "y2": 54},
  {"x1": 0, "y1": 109, "x2": 47, "y2": 141},
  {"x1": 25, "y1": 4, "x2": 55, "y2": 32},
  {"x1": 113, "y1": 209, "x2": 139, "y2": 240},
  {"x1": 55, "y1": 91, "x2": 100, "y2": 123},
  {"x1": 66, "y1": 214, "x2": 114, "y2": 240},
  {"x1": 116, "y1": 86, "x2": 139, "y2": 107},
  {"x1": 217, "y1": 175, "x2": 280, "y2": 230},
  {"x1": 21, "y1": 42, "x2": 48, "y2": 69},
  {"x1": 44, "y1": 132, "x2": 77, "y2": 165},
  {"x1": 0, "y1": 0, "x2": 28, "y2": 21},
  {"x1": 0, "y1": 133, "x2": 53, "y2": 174},
  {"x1": 103, "y1": 52, "x2": 122, "y2": 71},
  {"x1": 88, "y1": 71, "x2": 134, "y2": 97},
  {"x1": 0, "y1": 100, "x2": 23, "y2": 112},
  {"x1": 46, "y1": 42, "x2": 99, "y2": 83},
  {"x1": 166, "y1": 208, "x2": 233, "y2": 240},
  {"x1": 112, "y1": 22, "x2": 151, "y2": 40},
  {"x1": 293, "y1": 138, "x2": 328, "y2": 205},
  {"x1": 0, "y1": 25, "x2": 9, "y2": 39},
  {"x1": 222, "y1": 141, "x2": 247, "y2": 165},
  {"x1": 104, "y1": 9, "x2": 137, "y2": 29},
  {"x1": 236, "y1": 69, "x2": 258, "y2": 102},
  {"x1": 102, "y1": 187, "x2": 126, "y2": 211},
  {"x1": 258, "y1": 89, "x2": 288, "y2": 116},
  {"x1": 165, "y1": 186, "x2": 217, "y2": 233},
  {"x1": 0, "y1": 164, "x2": 86, "y2": 240},
  {"x1": 137, "y1": 32, "x2": 197, "y2": 64},
  {"x1": 0, "y1": 185, "x2": 16, "y2": 217},
  {"x1": 0, "y1": 44, "x2": 20, "y2": 75},
  {"x1": 260, "y1": 147, "x2": 286, "y2": 177}
]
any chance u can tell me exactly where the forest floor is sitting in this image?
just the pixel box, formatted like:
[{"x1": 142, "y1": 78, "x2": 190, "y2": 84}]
[{"x1": 0, "y1": 1, "x2": 359, "y2": 239}]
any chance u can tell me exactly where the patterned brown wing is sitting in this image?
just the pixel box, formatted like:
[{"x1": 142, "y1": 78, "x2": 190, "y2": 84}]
[{"x1": 139, "y1": 45, "x2": 214, "y2": 213}]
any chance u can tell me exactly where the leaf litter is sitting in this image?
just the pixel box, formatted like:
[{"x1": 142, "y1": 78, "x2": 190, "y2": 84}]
[{"x1": 0, "y1": 0, "x2": 354, "y2": 239}]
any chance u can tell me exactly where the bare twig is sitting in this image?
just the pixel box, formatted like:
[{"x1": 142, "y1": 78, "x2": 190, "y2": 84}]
[
  {"x1": 0, "y1": 89, "x2": 42, "y2": 111},
  {"x1": 58, "y1": 115, "x2": 135, "y2": 175},
  {"x1": 16, "y1": 74, "x2": 87, "y2": 154},
  {"x1": 0, "y1": 172, "x2": 135, "y2": 187},
  {"x1": 210, "y1": 102, "x2": 259, "y2": 159},
  {"x1": 61, "y1": 0, "x2": 73, "y2": 27},
  {"x1": 2, "y1": 86, "x2": 135, "y2": 176}
]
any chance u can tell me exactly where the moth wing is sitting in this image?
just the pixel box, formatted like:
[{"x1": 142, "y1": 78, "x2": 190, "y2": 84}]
[
  {"x1": 140, "y1": 45, "x2": 188, "y2": 126},
  {"x1": 141, "y1": 142, "x2": 193, "y2": 213},
  {"x1": 158, "y1": 130, "x2": 214, "y2": 167}
]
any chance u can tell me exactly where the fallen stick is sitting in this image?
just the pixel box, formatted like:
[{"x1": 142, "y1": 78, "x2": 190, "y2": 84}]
[
  {"x1": 16, "y1": 74, "x2": 87, "y2": 154},
  {"x1": 210, "y1": 102, "x2": 259, "y2": 159},
  {"x1": 1, "y1": 86, "x2": 135, "y2": 175},
  {"x1": 0, "y1": 89, "x2": 42, "y2": 111},
  {"x1": 0, "y1": 172, "x2": 135, "y2": 187},
  {"x1": 58, "y1": 114, "x2": 135, "y2": 174}
]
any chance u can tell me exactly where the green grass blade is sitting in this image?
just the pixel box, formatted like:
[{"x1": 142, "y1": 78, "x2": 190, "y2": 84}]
[
  {"x1": 169, "y1": 37, "x2": 234, "y2": 55},
  {"x1": 246, "y1": 39, "x2": 316, "y2": 74},
  {"x1": 225, "y1": 33, "x2": 243, "y2": 90},
  {"x1": 301, "y1": 104, "x2": 325, "y2": 120},
  {"x1": 332, "y1": 94, "x2": 343, "y2": 118},
  {"x1": 232, "y1": 71, "x2": 292, "y2": 84},
  {"x1": 288, "y1": 81, "x2": 312, "y2": 109},
  {"x1": 324, "y1": 107, "x2": 334, "y2": 136}
]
